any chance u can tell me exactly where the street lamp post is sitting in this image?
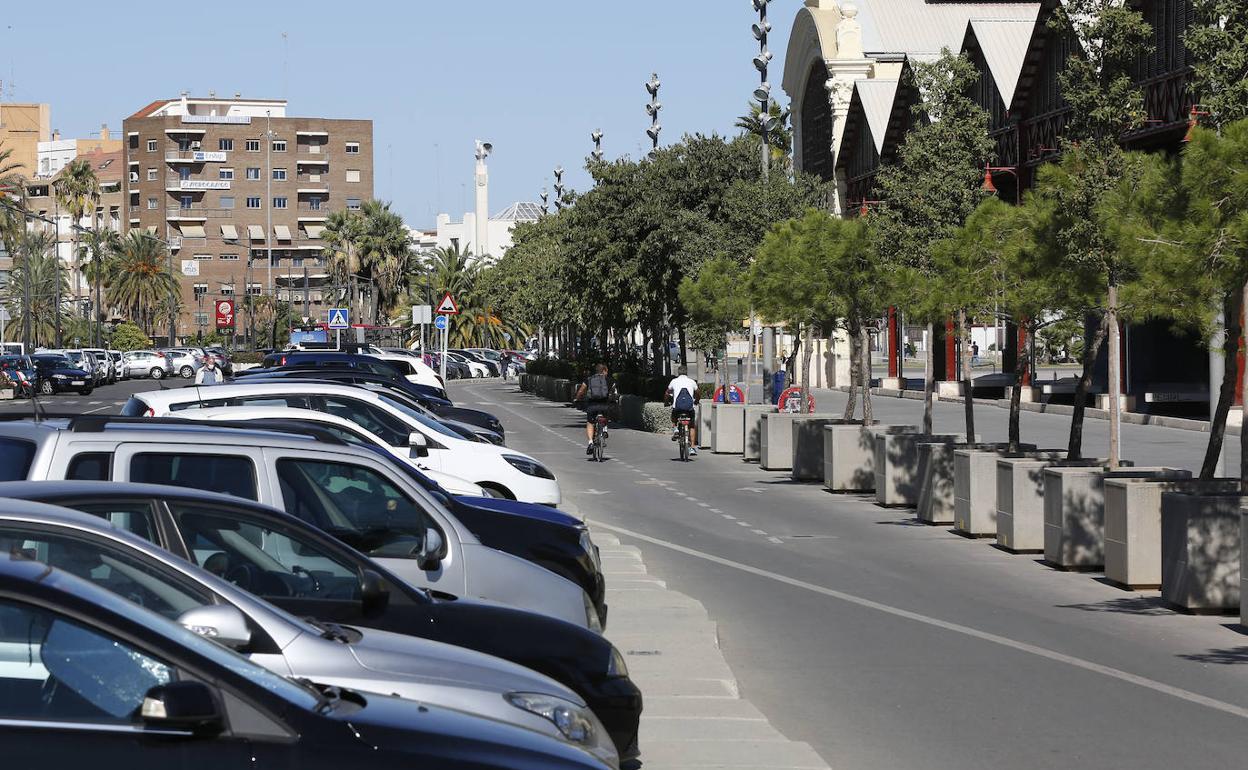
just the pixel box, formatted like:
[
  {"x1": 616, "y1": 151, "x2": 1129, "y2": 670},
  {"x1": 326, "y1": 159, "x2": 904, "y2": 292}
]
[
  {"x1": 752, "y1": 0, "x2": 776, "y2": 399},
  {"x1": 645, "y1": 74, "x2": 662, "y2": 159},
  {"x1": 591, "y1": 130, "x2": 604, "y2": 163},
  {"x1": 553, "y1": 168, "x2": 565, "y2": 213},
  {"x1": 265, "y1": 111, "x2": 276, "y2": 308},
  {"x1": 539, "y1": 187, "x2": 549, "y2": 216}
]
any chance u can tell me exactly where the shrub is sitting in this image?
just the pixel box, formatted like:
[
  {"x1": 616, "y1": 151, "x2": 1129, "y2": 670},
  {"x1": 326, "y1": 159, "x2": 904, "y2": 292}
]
[
  {"x1": 231, "y1": 351, "x2": 265, "y2": 364},
  {"x1": 110, "y1": 322, "x2": 152, "y2": 352}
]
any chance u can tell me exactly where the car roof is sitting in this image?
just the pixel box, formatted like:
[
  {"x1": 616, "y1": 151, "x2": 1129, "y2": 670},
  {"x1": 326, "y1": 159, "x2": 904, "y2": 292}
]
[
  {"x1": 0, "y1": 495, "x2": 117, "y2": 528},
  {"x1": 0, "y1": 479, "x2": 281, "y2": 511},
  {"x1": 132, "y1": 380, "x2": 392, "y2": 407},
  {"x1": 0, "y1": 415, "x2": 334, "y2": 448}
]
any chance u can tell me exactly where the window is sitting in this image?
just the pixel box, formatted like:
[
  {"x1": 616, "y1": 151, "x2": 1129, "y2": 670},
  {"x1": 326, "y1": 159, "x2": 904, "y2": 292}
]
[
  {"x1": 193, "y1": 283, "x2": 208, "y2": 299},
  {"x1": 345, "y1": 169, "x2": 361, "y2": 183},
  {"x1": 218, "y1": 138, "x2": 233, "y2": 151},
  {"x1": 128, "y1": 134, "x2": 139, "y2": 150},
  {"x1": 69, "y1": 500, "x2": 161, "y2": 545},
  {"x1": 219, "y1": 254, "x2": 239, "y2": 262},
  {"x1": 272, "y1": 197, "x2": 288, "y2": 209},
  {"x1": 315, "y1": 396, "x2": 410, "y2": 446},
  {"x1": 172, "y1": 504, "x2": 361, "y2": 601},
  {"x1": 66, "y1": 452, "x2": 112, "y2": 481},
  {"x1": 271, "y1": 140, "x2": 286, "y2": 152},
  {"x1": 146, "y1": 168, "x2": 157, "y2": 181},
  {"x1": 194, "y1": 311, "x2": 210, "y2": 326},
  {"x1": 194, "y1": 253, "x2": 212, "y2": 260},
  {"x1": 177, "y1": 138, "x2": 192, "y2": 152},
  {"x1": 178, "y1": 167, "x2": 192, "y2": 181},
  {"x1": 245, "y1": 167, "x2": 261, "y2": 180},
  {"x1": 246, "y1": 197, "x2": 261, "y2": 209},
  {"x1": 247, "y1": 284, "x2": 262, "y2": 296},
  {"x1": 0, "y1": 598, "x2": 175, "y2": 723},
  {"x1": 146, "y1": 139, "x2": 157, "y2": 152},
  {"x1": 219, "y1": 168, "x2": 234, "y2": 180},
  {"x1": 0, "y1": 438, "x2": 36, "y2": 481},
  {"x1": 246, "y1": 139, "x2": 260, "y2": 152},
  {"x1": 272, "y1": 168, "x2": 286, "y2": 181},
  {"x1": 180, "y1": 195, "x2": 193, "y2": 210},
  {"x1": 345, "y1": 142, "x2": 360, "y2": 154},
  {"x1": 219, "y1": 196, "x2": 234, "y2": 209},
  {"x1": 130, "y1": 453, "x2": 258, "y2": 500},
  {"x1": 274, "y1": 459, "x2": 435, "y2": 556},
  {"x1": 346, "y1": 198, "x2": 361, "y2": 211},
  {"x1": 146, "y1": 198, "x2": 158, "y2": 210}
]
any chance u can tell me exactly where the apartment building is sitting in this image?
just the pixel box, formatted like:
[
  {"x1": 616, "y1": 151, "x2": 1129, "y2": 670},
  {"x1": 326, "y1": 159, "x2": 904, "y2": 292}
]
[
  {"x1": 122, "y1": 94, "x2": 373, "y2": 341},
  {"x1": 0, "y1": 103, "x2": 51, "y2": 178},
  {"x1": 37, "y1": 124, "x2": 123, "y2": 178}
]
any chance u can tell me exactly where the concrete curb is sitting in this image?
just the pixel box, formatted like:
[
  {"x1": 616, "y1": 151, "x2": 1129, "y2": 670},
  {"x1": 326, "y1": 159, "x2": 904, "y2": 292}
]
[{"x1": 592, "y1": 530, "x2": 832, "y2": 770}]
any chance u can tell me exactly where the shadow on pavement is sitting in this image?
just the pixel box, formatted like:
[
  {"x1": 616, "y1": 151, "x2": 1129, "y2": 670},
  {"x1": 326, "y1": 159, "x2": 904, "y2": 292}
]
[
  {"x1": 1176, "y1": 646, "x2": 1248, "y2": 665},
  {"x1": 1055, "y1": 596, "x2": 1174, "y2": 616}
]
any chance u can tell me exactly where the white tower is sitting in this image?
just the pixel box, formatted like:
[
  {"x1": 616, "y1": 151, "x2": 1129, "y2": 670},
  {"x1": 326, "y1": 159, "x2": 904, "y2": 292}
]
[{"x1": 474, "y1": 140, "x2": 492, "y2": 259}]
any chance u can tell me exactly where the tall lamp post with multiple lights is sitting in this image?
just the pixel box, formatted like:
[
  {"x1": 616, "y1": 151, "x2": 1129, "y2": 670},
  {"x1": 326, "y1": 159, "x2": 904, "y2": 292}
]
[
  {"x1": 751, "y1": 0, "x2": 778, "y2": 397},
  {"x1": 645, "y1": 74, "x2": 662, "y2": 159},
  {"x1": 591, "y1": 130, "x2": 604, "y2": 163},
  {"x1": 553, "y1": 167, "x2": 565, "y2": 212}
]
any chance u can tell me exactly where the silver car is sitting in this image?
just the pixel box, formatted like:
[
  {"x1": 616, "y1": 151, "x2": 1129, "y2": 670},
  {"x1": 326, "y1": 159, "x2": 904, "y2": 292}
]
[
  {"x1": 0, "y1": 499, "x2": 618, "y2": 768},
  {"x1": 157, "y1": 348, "x2": 200, "y2": 378}
]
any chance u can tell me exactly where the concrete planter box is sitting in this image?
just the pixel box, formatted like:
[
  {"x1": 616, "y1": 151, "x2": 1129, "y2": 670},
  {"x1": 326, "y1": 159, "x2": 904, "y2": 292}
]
[
  {"x1": 875, "y1": 432, "x2": 968, "y2": 508},
  {"x1": 696, "y1": 399, "x2": 714, "y2": 449},
  {"x1": 758, "y1": 412, "x2": 843, "y2": 471},
  {"x1": 824, "y1": 424, "x2": 918, "y2": 493},
  {"x1": 789, "y1": 418, "x2": 857, "y2": 480},
  {"x1": 1105, "y1": 478, "x2": 1235, "y2": 590},
  {"x1": 995, "y1": 453, "x2": 1075, "y2": 553},
  {"x1": 1161, "y1": 489, "x2": 1244, "y2": 612},
  {"x1": 928, "y1": 441, "x2": 1033, "y2": 526},
  {"x1": 1043, "y1": 465, "x2": 1184, "y2": 570},
  {"x1": 711, "y1": 404, "x2": 746, "y2": 455},
  {"x1": 742, "y1": 405, "x2": 777, "y2": 462},
  {"x1": 943, "y1": 444, "x2": 1037, "y2": 532}
]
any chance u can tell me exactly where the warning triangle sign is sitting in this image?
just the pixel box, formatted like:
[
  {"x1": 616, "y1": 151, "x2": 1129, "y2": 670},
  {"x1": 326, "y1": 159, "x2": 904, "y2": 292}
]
[{"x1": 436, "y1": 292, "x2": 460, "y2": 315}]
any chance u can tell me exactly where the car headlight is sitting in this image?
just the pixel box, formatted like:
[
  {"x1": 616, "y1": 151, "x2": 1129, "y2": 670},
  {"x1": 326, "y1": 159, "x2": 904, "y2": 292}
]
[
  {"x1": 584, "y1": 590, "x2": 603, "y2": 633},
  {"x1": 52, "y1": 374, "x2": 67, "y2": 379},
  {"x1": 606, "y1": 645, "x2": 629, "y2": 678},
  {"x1": 579, "y1": 529, "x2": 601, "y2": 572},
  {"x1": 505, "y1": 692, "x2": 597, "y2": 746},
  {"x1": 502, "y1": 454, "x2": 555, "y2": 480}
]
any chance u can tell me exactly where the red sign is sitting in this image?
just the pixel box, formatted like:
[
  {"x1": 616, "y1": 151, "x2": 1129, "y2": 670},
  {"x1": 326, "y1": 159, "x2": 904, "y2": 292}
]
[
  {"x1": 215, "y1": 299, "x2": 235, "y2": 329},
  {"x1": 436, "y1": 292, "x2": 460, "y2": 315}
]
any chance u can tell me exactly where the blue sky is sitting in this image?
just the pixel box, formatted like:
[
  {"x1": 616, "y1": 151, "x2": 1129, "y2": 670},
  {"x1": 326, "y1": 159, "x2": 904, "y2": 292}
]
[{"x1": 1, "y1": 0, "x2": 790, "y2": 228}]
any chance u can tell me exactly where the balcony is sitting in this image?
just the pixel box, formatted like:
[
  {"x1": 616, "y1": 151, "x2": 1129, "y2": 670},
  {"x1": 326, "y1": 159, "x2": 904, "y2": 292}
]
[
  {"x1": 165, "y1": 206, "x2": 236, "y2": 220},
  {"x1": 297, "y1": 202, "x2": 329, "y2": 213}
]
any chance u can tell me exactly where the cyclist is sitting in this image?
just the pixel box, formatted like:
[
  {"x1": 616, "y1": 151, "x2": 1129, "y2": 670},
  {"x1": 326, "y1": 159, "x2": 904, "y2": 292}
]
[
  {"x1": 576, "y1": 363, "x2": 615, "y2": 455},
  {"x1": 665, "y1": 366, "x2": 699, "y2": 456}
]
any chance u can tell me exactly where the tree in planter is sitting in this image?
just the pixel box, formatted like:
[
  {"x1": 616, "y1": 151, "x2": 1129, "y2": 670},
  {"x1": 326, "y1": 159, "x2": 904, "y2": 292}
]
[
  {"x1": 871, "y1": 50, "x2": 995, "y2": 435},
  {"x1": 1041, "y1": 0, "x2": 1152, "y2": 465}
]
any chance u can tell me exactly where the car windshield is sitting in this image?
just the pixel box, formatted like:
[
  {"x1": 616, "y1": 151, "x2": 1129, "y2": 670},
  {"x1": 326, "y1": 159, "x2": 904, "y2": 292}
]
[
  {"x1": 373, "y1": 394, "x2": 460, "y2": 439},
  {"x1": 33, "y1": 355, "x2": 72, "y2": 369}
]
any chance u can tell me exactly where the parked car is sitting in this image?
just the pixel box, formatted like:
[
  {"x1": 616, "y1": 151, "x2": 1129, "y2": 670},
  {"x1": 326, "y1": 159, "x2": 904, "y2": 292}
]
[
  {"x1": 0, "y1": 417, "x2": 595, "y2": 629},
  {"x1": 0, "y1": 500, "x2": 618, "y2": 767},
  {"x1": 58, "y1": 350, "x2": 104, "y2": 386},
  {"x1": 82, "y1": 347, "x2": 117, "y2": 384},
  {"x1": 0, "y1": 546, "x2": 612, "y2": 770},
  {"x1": 0, "y1": 480, "x2": 641, "y2": 759},
  {"x1": 158, "y1": 348, "x2": 200, "y2": 378},
  {"x1": 127, "y1": 382, "x2": 553, "y2": 503},
  {"x1": 369, "y1": 351, "x2": 444, "y2": 389},
  {"x1": 446, "y1": 350, "x2": 490, "y2": 378},
  {"x1": 121, "y1": 349, "x2": 169, "y2": 379},
  {"x1": 30, "y1": 353, "x2": 93, "y2": 395},
  {"x1": 107, "y1": 350, "x2": 126, "y2": 380},
  {"x1": 455, "y1": 349, "x2": 502, "y2": 377},
  {"x1": 203, "y1": 346, "x2": 234, "y2": 376}
]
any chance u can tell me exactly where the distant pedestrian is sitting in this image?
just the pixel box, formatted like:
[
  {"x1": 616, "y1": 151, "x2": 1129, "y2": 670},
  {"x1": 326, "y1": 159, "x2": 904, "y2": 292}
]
[
  {"x1": 195, "y1": 355, "x2": 222, "y2": 385},
  {"x1": 971, "y1": 342, "x2": 980, "y2": 365}
]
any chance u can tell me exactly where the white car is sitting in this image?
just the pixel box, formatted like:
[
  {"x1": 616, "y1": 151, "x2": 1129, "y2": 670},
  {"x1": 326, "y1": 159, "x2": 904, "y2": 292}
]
[
  {"x1": 370, "y1": 352, "x2": 444, "y2": 389},
  {"x1": 174, "y1": 405, "x2": 490, "y2": 497},
  {"x1": 123, "y1": 382, "x2": 562, "y2": 505},
  {"x1": 121, "y1": 350, "x2": 168, "y2": 379},
  {"x1": 448, "y1": 351, "x2": 489, "y2": 378}
]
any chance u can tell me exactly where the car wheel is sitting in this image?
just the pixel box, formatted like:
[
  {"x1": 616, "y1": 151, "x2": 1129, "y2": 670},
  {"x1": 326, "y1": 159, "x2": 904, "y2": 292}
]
[
  {"x1": 150, "y1": 367, "x2": 164, "y2": 379},
  {"x1": 179, "y1": 365, "x2": 194, "y2": 378},
  {"x1": 79, "y1": 387, "x2": 93, "y2": 396},
  {"x1": 478, "y1": 483, "x2": 514, "y2": 500},
  {"x1": 39, "y1": 380, "x2": 53, "y2": 395}
]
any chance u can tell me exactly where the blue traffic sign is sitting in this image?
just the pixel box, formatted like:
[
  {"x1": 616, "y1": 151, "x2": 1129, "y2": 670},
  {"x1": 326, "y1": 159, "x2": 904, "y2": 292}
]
[
  {"x1": 433, "y1": 315, "x2": 449, "y2": 331},
  {"x1": 327, "y1": 308, "x2": 350, "y2": 329}
]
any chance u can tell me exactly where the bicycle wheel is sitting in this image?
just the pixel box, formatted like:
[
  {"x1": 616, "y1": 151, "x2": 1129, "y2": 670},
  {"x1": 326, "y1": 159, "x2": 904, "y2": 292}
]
[
  {"x1": 679, "y1": 433, "x2": 690, "y2": 462},
  {"x1": 594, "y1": 435, "x2": 605, "y2": 463}
]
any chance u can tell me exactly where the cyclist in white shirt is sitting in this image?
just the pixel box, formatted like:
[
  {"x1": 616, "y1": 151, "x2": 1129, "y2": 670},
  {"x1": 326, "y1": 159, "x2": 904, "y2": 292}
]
[{"x1": 665, "y1": 367, "x2": 699, "y2": 456}]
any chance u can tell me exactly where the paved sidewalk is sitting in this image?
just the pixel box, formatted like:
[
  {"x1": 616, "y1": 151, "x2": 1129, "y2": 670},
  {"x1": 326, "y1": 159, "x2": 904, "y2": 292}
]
[{"x1": 592, "y1": 529, "x2": 831, "y2": 770}]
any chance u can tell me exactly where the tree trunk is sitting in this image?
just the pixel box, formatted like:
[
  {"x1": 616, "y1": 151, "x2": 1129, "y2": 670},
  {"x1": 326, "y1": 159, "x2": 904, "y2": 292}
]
[
  {"x1": 958, "y1": 308, "x2": 975, "y2": 442},
  {"x1": 1067, "y1": 315, "x2": 1110, "y2": 461},
  {"x1": 1241, "y1": 278, "x2": 1248, "y2": 485},
  {"x1": 1201, "y1": 289, "x2": 1241, "y2": 481},
  {"x1": 678, "y1": 325, "x2": 688, "y2": 369},
  {"x1": 801, "y1": 323, "x2": 815, "y2": 414},
  {"x1": 923, "y1": 322, "x2": 935, "y2": 434},
  {"x1": 1008, "y1": 324, "x2": 1031, "y2": 452},
  {"x1": 844, "y1": 324, "x2": 859, "y2": 420},
  {"x1": 1106, "y1": 283, "x2": 1122, "y2": 470},
  {"x1": 860, "y1": 326, "x2": 873, "y2": 424}
]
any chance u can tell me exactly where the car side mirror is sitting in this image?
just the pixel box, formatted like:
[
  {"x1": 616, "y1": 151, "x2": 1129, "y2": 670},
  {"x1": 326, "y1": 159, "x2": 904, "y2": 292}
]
[
  {"x1": 408, "y1": 432, "x2": 429, "y2": 457},
  {"x1": 177, "y1": 605, "x2": 252, "y2": 651},
  {"x1": 416, "y1": 528, "x2": 445, "y2": 571},
  {"x1": 140, "y1": 681, "x2": 225, "y2": 736},
  {"x1": 359, "y1": 568, "x2": 391, "y2": 616}
]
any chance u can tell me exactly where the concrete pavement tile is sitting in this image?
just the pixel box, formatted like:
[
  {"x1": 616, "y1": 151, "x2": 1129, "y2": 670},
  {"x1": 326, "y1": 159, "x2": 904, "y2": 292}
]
[
  {"x1": 632, "y1": 676, "x2": 739, "y2": 698},
  {"x1": 640, "y1": 715, "x2": 779, "y2": 741},
  {"x1": 642, "y1": 696, "x2": 770, "y2": 720},
  {"x1": 641, "y1": 738, "x2": 830, "y2": 768}
]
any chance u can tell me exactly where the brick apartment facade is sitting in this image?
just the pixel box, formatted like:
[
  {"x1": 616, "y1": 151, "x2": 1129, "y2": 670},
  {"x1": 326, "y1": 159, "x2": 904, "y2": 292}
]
[{"x1": 122, "y1": 96, "x2": 372, "y2": 341}]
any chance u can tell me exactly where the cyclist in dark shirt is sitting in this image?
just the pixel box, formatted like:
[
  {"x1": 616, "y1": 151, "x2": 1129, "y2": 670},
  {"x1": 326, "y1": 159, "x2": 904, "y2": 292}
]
[{"x1": 575, "y1": 363, "x2": 615, "y2": 456}]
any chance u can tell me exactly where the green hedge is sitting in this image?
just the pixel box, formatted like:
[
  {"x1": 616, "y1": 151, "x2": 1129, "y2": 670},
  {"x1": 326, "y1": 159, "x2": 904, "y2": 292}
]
[{"x1": 231, "y1": 351, "x2": 265, "y2": 364}]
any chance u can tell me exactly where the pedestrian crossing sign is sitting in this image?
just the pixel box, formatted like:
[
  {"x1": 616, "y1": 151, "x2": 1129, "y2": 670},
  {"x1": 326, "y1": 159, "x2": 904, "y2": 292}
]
[{"x1": 328, "y1": 308, "x2": 350, "y2": 329}]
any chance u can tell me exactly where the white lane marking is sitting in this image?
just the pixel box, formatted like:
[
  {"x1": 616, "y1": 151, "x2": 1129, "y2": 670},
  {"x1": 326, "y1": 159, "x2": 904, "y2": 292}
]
[
  {"x1": 768, "y1": 536, "x2": 784, "y2": 544},
  {"x1": 83, "y1": 405, "x2": 113, "y2": 414},
  {"x1": 751, "y1": 529, "x2": 768, "y2": 536},
  {"x1": 722, "y1": 514, "x2": 736, "y2": 521},
  {"x1": 710, "y1": 508, "x2": 724, "y2": 514},
  {"x1": 589, "y1": 520, "x2": 1248, "y2": 722},
  {"x1": 698, "y1": 502, "x2": 711, "y2": 508},
  {"x1": 737, "y1": 521, "x2": 752, "y2": 527},
  {"x1": 736, "y1": 487, "x2": 765, "y2": 494}
]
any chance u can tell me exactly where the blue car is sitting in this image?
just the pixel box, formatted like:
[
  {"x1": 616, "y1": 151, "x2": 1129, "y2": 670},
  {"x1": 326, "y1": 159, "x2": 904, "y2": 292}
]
[{"x1": 31, "y1": 353, "x2": 93, "y2": 395}]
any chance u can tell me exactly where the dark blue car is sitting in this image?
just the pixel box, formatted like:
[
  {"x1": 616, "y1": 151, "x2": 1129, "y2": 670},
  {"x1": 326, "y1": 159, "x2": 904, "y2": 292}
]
[{"x1": 30, "y1": 353, "x2": 93, "y2": 395}]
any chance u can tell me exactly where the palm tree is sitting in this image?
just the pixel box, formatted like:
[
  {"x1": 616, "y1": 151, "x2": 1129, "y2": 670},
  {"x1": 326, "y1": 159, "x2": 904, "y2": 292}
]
[
  {"x1": 82, "y1": 227, "x2": 121, "y2": 345},
  {"x1": 1, "y1": 230, "x2": 69, "y2": 347},
  {"x1": 324, "y1": 208, "x2": 367, "y2": 319},
  {"x1": 420, "y1": 244, "x2": 525, "y2": 348},
  {"x1": 107, "y1": 231, "x2": 177, "y2": 337},
  {"x1": 735, "y1": 100, "x2": 793, "y2": 171},
  {"x1": 356, "y1": 200, "x2": 412, "y2": 324},
  {"x1": 53, "y1": 157, "x2": 100, "y2": 343}
]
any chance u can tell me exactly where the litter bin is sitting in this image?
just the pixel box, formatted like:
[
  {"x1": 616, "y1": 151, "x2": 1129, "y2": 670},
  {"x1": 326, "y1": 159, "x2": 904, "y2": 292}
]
[{"x1": 771, "y1": 371, "x2": 787, "y2": 405}]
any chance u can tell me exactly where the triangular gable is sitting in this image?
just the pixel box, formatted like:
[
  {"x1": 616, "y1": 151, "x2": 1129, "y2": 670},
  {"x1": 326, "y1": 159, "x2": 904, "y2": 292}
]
[
  {"x1": 969, "y1": 19, "x2": 1038, "y2": 108},
  {"x1": 855, "y1": 80, "x2": 901, "y2": 154}
]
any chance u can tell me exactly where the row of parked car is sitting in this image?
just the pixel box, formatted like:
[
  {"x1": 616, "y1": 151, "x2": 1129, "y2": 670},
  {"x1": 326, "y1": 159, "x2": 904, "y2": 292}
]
[
  {"x1": 0, "y1": 346, "x2": 234, "y2": 398},
  {"x1": 0, "y1": 348, "x2": 637, "y2": 767}
]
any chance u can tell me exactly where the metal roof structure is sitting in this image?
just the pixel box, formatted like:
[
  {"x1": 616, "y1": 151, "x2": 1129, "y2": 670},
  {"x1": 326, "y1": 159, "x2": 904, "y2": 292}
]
[
  {"x1": 967, "y1": 18, "x2": 1040, "y2": 107},
  {"x1": 853, "y1": 0, "x2": 1040, "y2": 61},
  {"x1": 856, "y1": 80, "x2": 902, "y2": 154},
  {"x1": 490, "y1": 202, "x2": 543, "y2": 222}
]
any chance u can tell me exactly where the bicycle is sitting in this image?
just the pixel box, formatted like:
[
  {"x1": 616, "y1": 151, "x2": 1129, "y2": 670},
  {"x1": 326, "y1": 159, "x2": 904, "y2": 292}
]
[
  {"x1": 676, "y1": 416, "x2": 692, "y2": 462},
  {"x1": 592, "y1": 414, "x2": 609, "y2": 463}
]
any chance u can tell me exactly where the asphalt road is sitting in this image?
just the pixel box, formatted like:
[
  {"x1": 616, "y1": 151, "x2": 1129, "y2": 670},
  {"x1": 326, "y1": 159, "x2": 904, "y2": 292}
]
[
  {"x1": 0, "y1": 376, "x2": 180, "y2": 417},
  {"x1": 456, "y1": 379, "x2": 1248, "y2": 770}
]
